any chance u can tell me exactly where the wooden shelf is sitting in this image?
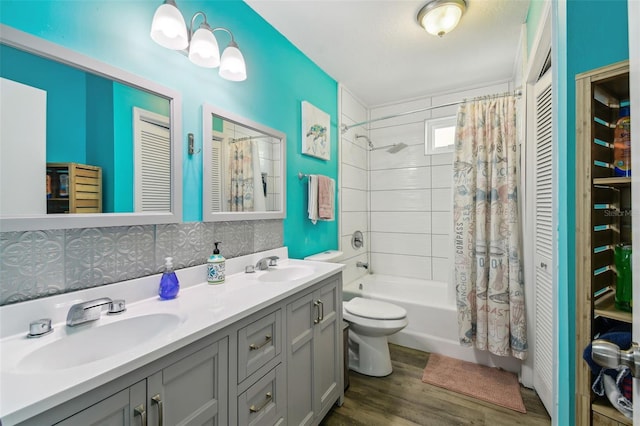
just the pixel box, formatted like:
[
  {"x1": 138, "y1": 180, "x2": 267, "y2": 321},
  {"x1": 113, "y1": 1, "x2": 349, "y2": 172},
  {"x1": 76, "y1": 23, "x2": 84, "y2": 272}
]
[
  {"x1": 576, "y1": 60, "x2": 631, "y2": 426},
  {"x1": 592, "y1": 398, "x2": 632, "y2": 425},
  {"x1": 593, "y1": 177, "x2": 632, "y2": 186},
  {"x1": 594, "y1": 291, "x2": 632, "y2": 323},
  {"x1": 46, "y1": 162, "x2": 102, "y2": 213}
]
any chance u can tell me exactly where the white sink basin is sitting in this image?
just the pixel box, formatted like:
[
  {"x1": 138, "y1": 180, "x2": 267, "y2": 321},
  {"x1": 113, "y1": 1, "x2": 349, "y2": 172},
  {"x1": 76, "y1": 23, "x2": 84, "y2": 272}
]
[
  {"x1": 257, "y1": 266, "x2": 315, "y2": 283},
  {"x1": 17, "y1": 313, "x2": 181, "y2": 372}
]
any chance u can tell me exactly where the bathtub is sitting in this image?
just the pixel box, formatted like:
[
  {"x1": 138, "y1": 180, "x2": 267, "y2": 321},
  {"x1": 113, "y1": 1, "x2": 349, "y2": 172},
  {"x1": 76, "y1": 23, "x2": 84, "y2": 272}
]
[{"x1": 343, "y1": 274, "x2": 522, "y2": 372}]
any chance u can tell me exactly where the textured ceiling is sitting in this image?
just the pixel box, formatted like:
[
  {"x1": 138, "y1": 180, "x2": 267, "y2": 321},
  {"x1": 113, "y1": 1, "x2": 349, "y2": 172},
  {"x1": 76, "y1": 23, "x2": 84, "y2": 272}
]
[{"x1": 245, "y1": 0, "x2": 530, "y2": 106}]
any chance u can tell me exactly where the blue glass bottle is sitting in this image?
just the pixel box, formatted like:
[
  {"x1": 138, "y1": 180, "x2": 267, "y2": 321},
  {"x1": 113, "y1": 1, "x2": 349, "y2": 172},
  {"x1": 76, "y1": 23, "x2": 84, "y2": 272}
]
[{"x1": 159, "y1": 257, "x2": 180, "y2": 300}]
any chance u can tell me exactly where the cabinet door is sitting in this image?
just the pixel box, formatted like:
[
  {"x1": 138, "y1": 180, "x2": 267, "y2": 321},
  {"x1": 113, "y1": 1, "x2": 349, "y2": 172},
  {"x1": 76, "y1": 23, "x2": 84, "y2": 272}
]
[
  {"x1": 313, "y1": 279, "x2": 341, "y2": 417},
  {"x1": 147, "y1": 339, "x2": 228, "y2": 426},
  {"x1": 55, "y1": 380, "x2": 146, "y2": 426},
  {"x1": 286, "y1": 291, "x2": 315, "y2": 426},
  {"x1": 238, "y1": 363, "x2": 285, "y2": 426}
]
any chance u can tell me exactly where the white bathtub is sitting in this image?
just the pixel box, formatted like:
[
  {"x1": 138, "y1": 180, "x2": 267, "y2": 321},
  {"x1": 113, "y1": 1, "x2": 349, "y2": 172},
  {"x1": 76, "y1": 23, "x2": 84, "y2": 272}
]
[{"x1": 343, "y1": 274, "x2": 521, "y2": 373}]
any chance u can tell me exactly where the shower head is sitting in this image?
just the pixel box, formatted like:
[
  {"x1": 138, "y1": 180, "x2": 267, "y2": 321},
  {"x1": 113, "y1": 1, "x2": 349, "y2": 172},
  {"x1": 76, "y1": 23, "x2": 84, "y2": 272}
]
[
  {"x1": 355, "y1": 134, "x2": 407, "y2": 154},
  {"x1": 370, "y1": 143, "x2": 408, "y2": 154},
  {"x1": 386, "y1": 143, "x2": 408, "y2": 153}
]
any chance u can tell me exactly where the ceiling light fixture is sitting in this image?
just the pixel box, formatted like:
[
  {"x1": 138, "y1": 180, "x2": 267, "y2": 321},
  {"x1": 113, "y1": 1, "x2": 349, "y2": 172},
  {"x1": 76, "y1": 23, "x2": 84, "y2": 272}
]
[
  {"x1": 417, "y1": 0, "x2": 466, "y2": 37},
  {"x1": 150, "y1": 0, "x2": 247, "y2": 81}
]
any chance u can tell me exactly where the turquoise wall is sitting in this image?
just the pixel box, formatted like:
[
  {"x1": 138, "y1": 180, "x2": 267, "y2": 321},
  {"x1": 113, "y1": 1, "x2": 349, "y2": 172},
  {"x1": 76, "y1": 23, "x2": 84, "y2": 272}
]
[
  {"x1": 86, "y1": 74, "x2": 115, "y2": 212},
  {"x1": 0, "y1": 44, "x2": 87, "y2": 163},
  {"x1": 0, "y1": 0, "x2": 339, "y2": 258},
  {"x1": 555, "y1": 0, "x2": 629, "y2": 424}
]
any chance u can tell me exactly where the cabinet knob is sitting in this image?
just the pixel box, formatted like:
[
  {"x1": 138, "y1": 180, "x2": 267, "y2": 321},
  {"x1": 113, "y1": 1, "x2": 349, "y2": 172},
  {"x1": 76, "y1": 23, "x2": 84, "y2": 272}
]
[
  {"x1": 249, "y1": 335, "x2": 272, "y2": 351},
  {"x1": 318, "y1": 299, "x2": 324, "y2": 322},
  {"x1": 134, "y1": 404, "x2": 147, "y2": 426},
  {"x1": 249, "y1": 392, "x2": 273, "y2": 413},
  {"x1": 151, "y1": 394, "x2": 163, "y2": 426}
]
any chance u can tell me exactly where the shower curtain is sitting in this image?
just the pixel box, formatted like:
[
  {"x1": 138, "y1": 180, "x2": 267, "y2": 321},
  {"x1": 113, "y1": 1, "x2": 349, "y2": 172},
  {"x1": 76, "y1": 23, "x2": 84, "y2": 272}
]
[
  {"x1": 228, "y1": 139, "x2": 255, "y2": 211},
  {"x1": 452, "y1": 95, "x2": 527, "y2": 360},
  {"x1": 228, "y1": 140, "x2": 267, "y2": 212}
]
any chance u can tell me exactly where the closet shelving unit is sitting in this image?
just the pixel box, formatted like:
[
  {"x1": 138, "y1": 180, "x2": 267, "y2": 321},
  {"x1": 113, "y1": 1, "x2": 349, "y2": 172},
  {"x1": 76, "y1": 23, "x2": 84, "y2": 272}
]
[
  {"x1": 46, "y1": 162, "x2": 102, "y2": 214},
  {"x1": 576, "y1": 60, "x2": 631, "y2": 426}
]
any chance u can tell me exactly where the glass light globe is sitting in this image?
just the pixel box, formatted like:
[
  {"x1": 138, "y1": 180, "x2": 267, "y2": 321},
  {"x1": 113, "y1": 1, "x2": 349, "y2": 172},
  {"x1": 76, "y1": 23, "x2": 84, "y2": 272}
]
[
  {"x1": 417, "y1": 0, "x2": 466, "y2": 37},
  {"x1": 150, "y1": 2, "x2": 188, "y2": 50},
  {"x1": 422, "y1": 5, "x2": 462, "y2": 36},
  {"x1": 219, "y1": 44, "x2": 247, "y2": 81},
  {"x1": 189, "y1": 27, "x2": 220, "y2": 68}
]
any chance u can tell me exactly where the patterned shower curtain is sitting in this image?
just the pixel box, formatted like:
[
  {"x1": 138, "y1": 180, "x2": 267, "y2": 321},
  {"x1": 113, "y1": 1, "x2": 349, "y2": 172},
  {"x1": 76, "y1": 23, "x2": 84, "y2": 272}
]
[
  {"x1": 453, "y1": 95, "x2": 527, "y2": 360},
  {"x1": 228, "y1": 139, "x2": 255, "y2": 211}
]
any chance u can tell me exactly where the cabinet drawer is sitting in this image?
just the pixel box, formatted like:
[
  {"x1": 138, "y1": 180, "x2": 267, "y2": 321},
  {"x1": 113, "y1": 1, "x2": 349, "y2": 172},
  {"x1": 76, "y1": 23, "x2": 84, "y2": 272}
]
[
  {"x1": 238, "y1": 309, "x2": 282, "y2": 382},
  {"x1": 238, "y1": 364, "x2": 285, "y2": 426}
]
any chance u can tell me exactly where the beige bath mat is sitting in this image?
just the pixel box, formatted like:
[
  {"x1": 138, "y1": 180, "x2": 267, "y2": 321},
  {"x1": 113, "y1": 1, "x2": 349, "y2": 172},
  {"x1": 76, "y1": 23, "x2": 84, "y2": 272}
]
[{"x1": 421, "y1": 353, "x2": 526, "y2": 413}]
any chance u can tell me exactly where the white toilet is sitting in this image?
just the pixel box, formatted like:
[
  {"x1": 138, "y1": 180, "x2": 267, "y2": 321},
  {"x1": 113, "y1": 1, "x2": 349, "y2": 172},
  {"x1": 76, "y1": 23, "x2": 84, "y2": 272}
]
[{"x1": 304, "y1": 251, "x2": 409, "y2": 377}]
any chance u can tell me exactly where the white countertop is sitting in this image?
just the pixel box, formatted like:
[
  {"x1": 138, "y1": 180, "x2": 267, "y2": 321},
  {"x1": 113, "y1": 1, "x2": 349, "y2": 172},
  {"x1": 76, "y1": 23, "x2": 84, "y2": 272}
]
[{"x1": 0, "y1": 247, "x2": 344, "y2": 425}]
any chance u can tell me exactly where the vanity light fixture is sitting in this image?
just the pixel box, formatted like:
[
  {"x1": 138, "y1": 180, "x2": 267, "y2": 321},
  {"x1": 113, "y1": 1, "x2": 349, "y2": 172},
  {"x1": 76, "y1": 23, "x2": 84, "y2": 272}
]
[
  {"x1": 150, "y1": 0, "x2": 247, "y2": 81},
  {"x1": 417, "y1": 0, "x2": 466, "y2": 37}
]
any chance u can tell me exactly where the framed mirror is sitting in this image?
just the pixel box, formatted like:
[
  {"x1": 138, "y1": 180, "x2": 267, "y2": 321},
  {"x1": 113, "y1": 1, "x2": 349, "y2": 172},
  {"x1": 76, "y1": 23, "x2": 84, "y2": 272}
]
[
  {"x1": 202, "y1": 104, "x2": 286, "y2": 221},
  {"x1": 0, "y1": 24, "x2": 182, "y2": 232}
]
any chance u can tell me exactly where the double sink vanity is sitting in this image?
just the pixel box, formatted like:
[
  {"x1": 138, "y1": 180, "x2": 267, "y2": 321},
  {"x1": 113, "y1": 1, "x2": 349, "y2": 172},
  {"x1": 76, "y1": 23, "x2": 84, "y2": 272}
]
[
  {"x1": 0, "y1": 248, "x2": 345, "y2": 425},
  {"x1": 0, "y1": 19, "x2": 343, "y2": 426}
]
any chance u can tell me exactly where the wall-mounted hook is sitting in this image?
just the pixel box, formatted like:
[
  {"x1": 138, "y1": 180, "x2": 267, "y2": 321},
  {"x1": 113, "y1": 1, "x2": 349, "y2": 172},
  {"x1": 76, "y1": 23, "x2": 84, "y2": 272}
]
[{"x1": 188, "y1": 133, "x2": 201, "y2": 155}]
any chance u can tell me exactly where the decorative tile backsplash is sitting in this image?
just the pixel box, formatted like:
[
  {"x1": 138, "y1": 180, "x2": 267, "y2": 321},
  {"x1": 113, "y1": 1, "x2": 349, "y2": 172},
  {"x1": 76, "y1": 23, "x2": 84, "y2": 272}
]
[{"x1": 0, "y1": 220, "x2": 283, "y2": 306}]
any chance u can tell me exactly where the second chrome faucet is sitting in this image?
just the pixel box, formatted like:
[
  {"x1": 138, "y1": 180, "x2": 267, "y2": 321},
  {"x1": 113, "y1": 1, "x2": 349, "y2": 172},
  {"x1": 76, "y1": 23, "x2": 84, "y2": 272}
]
[{"x1": 66, "y1": 297, "x2": 126, "y2": 326}]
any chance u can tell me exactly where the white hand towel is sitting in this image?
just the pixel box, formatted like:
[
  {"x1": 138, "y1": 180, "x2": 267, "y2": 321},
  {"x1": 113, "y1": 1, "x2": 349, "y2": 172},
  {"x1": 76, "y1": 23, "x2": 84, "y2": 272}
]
[{"x1": 307, "y1": 174, "x2": 319, "y2": 224}]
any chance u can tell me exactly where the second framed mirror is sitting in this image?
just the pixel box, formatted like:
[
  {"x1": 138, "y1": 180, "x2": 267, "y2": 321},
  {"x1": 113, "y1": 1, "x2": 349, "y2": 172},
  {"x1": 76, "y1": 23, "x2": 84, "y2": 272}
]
[{"x1": 202, "y1": 104, "x2": 286, "y2": 221}]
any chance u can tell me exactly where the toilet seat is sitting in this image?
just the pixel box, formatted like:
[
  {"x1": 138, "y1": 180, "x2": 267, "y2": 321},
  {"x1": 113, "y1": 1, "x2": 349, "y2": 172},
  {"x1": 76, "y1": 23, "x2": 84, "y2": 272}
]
[{"x1": 344, "y1": 297, "x2": 407, "y2": 320}]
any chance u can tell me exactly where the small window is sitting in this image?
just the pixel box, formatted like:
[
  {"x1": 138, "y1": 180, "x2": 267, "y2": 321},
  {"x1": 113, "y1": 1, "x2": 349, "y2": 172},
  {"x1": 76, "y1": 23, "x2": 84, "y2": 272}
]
[{"x1": 425, "y1": 116, "x2": 456, "y2": 155}]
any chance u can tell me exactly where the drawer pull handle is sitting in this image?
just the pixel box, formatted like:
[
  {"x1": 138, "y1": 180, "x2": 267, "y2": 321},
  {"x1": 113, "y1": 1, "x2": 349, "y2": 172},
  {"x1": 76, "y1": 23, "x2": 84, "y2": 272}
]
[
  {"x1": 151, "y1": 394, "x2": 163, "y2": 426},
  {"x1": 314, "y1": 300, "x2": 320, "y2": 324},
  {"x1": 249, "y1": 335, "x2": 272, "y2": 350},
  {"x1": 249, "y1": 392, "x2": 273, "y2": 413},
  {"x1": 134, "y1": 404, "x2": 147, "y2": 426}
]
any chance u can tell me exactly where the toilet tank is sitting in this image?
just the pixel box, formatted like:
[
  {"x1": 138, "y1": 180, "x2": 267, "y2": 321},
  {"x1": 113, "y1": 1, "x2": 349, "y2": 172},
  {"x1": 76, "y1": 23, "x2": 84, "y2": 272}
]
[{"x1": 304, "y1": 250, "x2": 343, "y2": 263}]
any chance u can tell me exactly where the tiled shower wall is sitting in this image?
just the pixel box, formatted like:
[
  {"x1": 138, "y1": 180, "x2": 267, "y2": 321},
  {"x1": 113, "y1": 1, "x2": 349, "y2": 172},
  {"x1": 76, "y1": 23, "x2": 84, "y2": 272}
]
[
  {"x1": 338, "y1": 86, "x2": 369, "y2": 285},
  {"x1": 363, "y1": 82, "x2": 513, "y2": 282},
  {"x1": 0, "y1": 220, "x2": 283, "y2": 305}
]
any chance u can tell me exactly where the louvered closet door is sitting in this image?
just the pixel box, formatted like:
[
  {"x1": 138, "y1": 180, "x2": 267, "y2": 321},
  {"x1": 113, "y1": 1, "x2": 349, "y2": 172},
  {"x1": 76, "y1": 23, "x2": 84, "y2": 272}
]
[
  {"x1": 209, "y1": 136, "x2": 223, "y2": 212},
  {"x1": 533, "y1": 68, "x2": 553, "y2": 413},
  {"x1": 134, "y1": 114, "x2": 171, "y2": 212}
]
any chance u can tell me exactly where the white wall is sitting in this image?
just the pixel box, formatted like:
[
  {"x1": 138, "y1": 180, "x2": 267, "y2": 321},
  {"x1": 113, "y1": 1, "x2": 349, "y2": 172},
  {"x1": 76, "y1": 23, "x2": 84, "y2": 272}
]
[
  {"x1": 368, "y1": 82, "x2": 513, "y2": 287},
  {"x1": 0, "y1": 78, "x2": 47, "y2": 216},
  {"x1": 338, "y1": 85, "x2": 370, "y2": 284}
]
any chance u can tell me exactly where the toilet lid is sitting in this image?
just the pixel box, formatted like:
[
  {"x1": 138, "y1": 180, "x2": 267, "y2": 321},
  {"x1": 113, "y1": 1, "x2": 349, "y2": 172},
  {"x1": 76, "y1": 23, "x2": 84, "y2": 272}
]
[{"x1": 344, "y1": 297, "x2": 407, "y2": 320}]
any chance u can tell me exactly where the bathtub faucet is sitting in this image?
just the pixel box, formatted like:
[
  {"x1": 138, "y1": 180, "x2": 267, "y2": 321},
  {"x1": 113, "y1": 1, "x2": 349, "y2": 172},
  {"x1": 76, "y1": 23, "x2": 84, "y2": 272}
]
[{"x1": 356, "y1": 261, "x2": 369, "y2": 269}]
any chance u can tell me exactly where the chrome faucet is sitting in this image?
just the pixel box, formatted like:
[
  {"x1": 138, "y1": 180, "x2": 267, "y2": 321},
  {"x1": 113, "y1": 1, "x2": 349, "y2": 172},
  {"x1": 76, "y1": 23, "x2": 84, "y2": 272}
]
[
  {"x1": 66, "y1": 297, "x2": 126, "y2": 326},
  {"x1": 356, "y1": 261, "x2": 369, "y2": 269},
  {"x1": 255, "y1": 256, "x2": 280, "y2": 271}
]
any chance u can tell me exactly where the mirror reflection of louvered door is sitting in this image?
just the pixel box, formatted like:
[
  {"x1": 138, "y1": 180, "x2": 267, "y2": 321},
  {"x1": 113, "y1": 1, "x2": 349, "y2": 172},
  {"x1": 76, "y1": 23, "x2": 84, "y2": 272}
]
[
  {"x1": 532, "y1": 68, "x2": 553, "y2": 414},
  {"x1": 134, "y1": 107, "x2": 171, "y2": 212}
]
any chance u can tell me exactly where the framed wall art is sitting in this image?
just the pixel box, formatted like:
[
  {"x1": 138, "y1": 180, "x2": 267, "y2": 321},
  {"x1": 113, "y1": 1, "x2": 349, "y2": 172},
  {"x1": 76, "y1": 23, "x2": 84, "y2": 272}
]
[{"x1": 301, "y1": 101, "x2": 330, "y2": 160}]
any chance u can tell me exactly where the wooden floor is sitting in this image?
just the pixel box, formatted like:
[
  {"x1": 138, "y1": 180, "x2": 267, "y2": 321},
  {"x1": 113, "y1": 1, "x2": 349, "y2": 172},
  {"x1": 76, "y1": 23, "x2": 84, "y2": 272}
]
[{"x1": 321, "y1": 344, "x2": 551, "y2": 426}]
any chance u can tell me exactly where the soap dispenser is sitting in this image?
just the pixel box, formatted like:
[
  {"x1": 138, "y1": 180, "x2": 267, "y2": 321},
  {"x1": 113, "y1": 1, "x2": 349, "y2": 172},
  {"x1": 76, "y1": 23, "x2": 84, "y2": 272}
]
[
  {"x1": 159, "y1": 257, "x2": 180, "y2": 299},
  {"x1": 207, "y1": 242, "x2": 225, "y2": 284}
]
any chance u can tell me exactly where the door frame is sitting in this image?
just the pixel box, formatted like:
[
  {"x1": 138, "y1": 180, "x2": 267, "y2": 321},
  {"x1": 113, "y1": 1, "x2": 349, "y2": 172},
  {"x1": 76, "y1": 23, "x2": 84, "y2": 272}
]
[{"x1": 628, "y1": 0, "x2": 639, "y2": 423}]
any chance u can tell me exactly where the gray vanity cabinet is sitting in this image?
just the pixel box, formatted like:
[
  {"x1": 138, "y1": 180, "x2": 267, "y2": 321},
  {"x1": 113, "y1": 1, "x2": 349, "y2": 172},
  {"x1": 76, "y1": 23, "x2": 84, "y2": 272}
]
[
  {"x1": 55, "y1": 381, "x2": 145, "y2": 426},
  {"x1": 51, "y1": 338, "x2": 228, "y2": 426},
  {"x1": 286, "y1": 275, "x2": 342, "y2": 426},
  {"x1": 16, "y1": 272, "x2": 343, "y2": 426},
  {"x1": 146, "y1": 339, "x2": 228, "y2": 425}
]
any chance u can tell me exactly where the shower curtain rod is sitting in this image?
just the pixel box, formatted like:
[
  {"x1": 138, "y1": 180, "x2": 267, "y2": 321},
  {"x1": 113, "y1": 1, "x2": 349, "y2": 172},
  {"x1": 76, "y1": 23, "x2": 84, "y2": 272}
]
[{"x1": 340, "y1": 89, "x2": 522, "y2": 133}]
